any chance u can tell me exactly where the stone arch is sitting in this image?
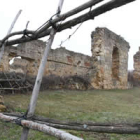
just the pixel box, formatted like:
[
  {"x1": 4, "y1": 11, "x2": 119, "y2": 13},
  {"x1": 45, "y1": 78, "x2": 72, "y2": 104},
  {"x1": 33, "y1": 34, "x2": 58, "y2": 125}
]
[{"x1": 112, "y1": 47, "x2": 119, "y2": 80}]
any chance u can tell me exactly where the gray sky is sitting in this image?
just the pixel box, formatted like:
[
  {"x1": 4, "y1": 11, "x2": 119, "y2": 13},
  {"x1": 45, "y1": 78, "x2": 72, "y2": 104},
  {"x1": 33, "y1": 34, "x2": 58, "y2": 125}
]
[{"x1": 0, "y1": 0, "x2": 139, "y2": 70}]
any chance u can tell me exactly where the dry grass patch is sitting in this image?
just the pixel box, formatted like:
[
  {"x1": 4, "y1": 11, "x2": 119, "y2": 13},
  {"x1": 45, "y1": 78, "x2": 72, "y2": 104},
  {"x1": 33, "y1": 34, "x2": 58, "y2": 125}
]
[{"x1": 1, "y1": 88, "x2": 140, "y2": 139}]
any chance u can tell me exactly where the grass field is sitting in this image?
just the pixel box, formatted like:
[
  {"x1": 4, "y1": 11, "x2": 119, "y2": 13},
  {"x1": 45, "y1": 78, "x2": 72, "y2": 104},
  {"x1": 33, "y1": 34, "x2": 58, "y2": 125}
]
[{"x1": 0, "y1": 88, "x2": 140, "y2": 140}]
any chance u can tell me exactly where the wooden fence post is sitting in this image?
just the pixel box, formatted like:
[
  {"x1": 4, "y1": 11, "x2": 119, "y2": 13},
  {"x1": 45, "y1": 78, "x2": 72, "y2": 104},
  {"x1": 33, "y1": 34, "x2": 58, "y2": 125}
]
[
  {"x1": 20, "y1": 0, "x2": 65, "y2": 140},
  {"x1": 0, "y1": 10, "x2": 22, "y2": 65}
]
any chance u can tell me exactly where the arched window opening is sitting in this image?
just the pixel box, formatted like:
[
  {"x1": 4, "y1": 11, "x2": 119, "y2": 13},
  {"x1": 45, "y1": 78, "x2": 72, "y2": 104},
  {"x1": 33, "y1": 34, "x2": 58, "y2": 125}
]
[{"x1": 112, "y1": 47, "x2": 119, "y2": 80}]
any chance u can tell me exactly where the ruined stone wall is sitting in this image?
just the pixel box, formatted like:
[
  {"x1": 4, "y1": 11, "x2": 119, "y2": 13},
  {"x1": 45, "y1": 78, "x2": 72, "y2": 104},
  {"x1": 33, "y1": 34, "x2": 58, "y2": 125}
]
[
  {"x1": 133, "y1": 47, "x2": 140, "y2": 81},
  {"x1": 91, "y1": 28, "x2": 130, "y2": 89},
  {"x1": 1, "y1": 40, "x2": 94, "y2": 84},
  {"x1": 0, "y1": 27, "x2": 130, "y2": 89}
]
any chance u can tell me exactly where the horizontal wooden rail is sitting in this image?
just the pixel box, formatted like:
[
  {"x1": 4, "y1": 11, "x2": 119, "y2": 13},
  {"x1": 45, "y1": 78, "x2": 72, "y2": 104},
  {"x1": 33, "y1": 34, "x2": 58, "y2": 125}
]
[
  {"x1": 0, "y1": 113, "x2": 83, "y2": 140},
  {"x1": 3, "y1": 113, "x2": 140, "y2": 134}
]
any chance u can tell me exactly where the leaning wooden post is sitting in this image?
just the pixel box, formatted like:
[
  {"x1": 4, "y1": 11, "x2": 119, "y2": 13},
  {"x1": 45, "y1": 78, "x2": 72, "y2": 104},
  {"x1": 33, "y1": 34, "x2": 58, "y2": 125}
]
[
  {"x1": 0, "y1": 10, "x2": 22, "y2": 65},
  {"x1": 20, "y1": 0, "x2": 65, "y2": 140}
]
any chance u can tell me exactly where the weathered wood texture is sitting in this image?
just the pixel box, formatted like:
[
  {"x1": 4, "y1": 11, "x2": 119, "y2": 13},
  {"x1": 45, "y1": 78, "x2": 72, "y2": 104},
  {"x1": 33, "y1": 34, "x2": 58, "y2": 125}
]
[
  {"x1": 40, "y1": 0, "x2": 136, "y2": 37},
  {"x1": 3, "y1": 113, "x2": 140, "y2": 134},
  {"x1": 1, "y1": 0, "x2": 136, "y2": 46},
  {"x1": 27, "y1": 0, "x2": 64, "y2": 120},
  {"x1": 20, "y1": 0, "x2": 65, "y2": 140},
  {"x1": 35, "y1": 0, "x2": 104, "y2": 35},
  {"x1": 0, "y1": 0, "x2": 137, "y2": 138},
  {"x1": 0, "y1": 10, "x2": 22, "y2": 64},
  {"x1": 0, "y1": 113, "x2": 83, "y2": 140},
  {"x1": 1, "y1": 0, "x2": 103, "y2": 43}
]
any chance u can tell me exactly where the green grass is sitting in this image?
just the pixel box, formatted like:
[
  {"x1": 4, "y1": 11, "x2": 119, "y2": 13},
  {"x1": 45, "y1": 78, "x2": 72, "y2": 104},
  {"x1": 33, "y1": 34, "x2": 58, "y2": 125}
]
[{"x1": 1, "y1": 88, "x2": 140, "y2": 139}]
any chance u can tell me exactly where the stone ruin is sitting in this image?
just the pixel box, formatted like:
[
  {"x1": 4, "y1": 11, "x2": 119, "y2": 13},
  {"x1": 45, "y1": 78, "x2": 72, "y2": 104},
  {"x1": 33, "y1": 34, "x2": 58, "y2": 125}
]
[
  {"x1": 133, "y1": 47, "x2": 140, "y2": 82},
  {"x1": 91, "y1": 28, "x2": 130, "y2": 89},
  {"x1": 0, "y1": 27, "x2": 130, "y2": 90},
  {"x1": 0, "y1": 95, "x2": 6, "y2": 112}
]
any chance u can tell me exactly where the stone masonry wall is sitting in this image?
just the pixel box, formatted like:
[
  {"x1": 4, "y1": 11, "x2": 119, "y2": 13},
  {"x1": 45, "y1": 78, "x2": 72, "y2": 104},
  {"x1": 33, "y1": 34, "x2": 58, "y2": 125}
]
[
  {"x1": 91, "y1": 28, "x2": 130, "y2": 89},
  {"x1": 133, "y1": 47, "x2": 140, "y2": 81},
  {"x1": 1, "y1": 40, "x2": 94, "y2": 85},
  {"x1": 0, "y1": 27, "x2": 130, "y2": 89}
]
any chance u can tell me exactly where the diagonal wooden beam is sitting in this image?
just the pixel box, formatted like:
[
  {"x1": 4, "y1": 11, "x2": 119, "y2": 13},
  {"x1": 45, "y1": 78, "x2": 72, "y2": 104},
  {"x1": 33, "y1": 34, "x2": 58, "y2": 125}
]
[
  {"x1": 0, "y1": 10, "x2": 22, "y2": 64},
  {"x1": 20, "y1": 0, "x2": 65, "y2": 140},
  {"x1": 35, "y1": 0, "x2": 104, "y2": 36},
  {"x1": 2, "y1": 0, "x2": 136, "y2": 46},
  {"x1": 40, "y1": 0, "x2": 136, "y2": 37},
  {"x1": 0, "y1": 0, "x2": 104, "y2": 45}
]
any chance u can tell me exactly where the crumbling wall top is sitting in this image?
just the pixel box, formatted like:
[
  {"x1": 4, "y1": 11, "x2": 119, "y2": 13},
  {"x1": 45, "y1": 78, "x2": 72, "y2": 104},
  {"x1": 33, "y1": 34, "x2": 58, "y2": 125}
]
[{"x1": 91, "y1": 27, "x2": 130, "y2": 49}]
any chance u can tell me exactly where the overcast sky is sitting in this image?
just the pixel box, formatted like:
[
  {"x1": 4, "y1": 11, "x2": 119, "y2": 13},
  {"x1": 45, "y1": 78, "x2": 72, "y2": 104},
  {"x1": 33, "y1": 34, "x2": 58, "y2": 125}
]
[{"x1": 0, "y1": 0, "x2": 139, "y2": 70}]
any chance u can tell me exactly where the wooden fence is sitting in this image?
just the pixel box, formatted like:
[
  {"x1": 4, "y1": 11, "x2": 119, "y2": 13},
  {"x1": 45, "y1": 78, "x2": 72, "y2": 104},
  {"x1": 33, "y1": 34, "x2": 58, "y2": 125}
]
[{"x1": 0, "y1": 0, "x2": 137, "y2": 140}]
